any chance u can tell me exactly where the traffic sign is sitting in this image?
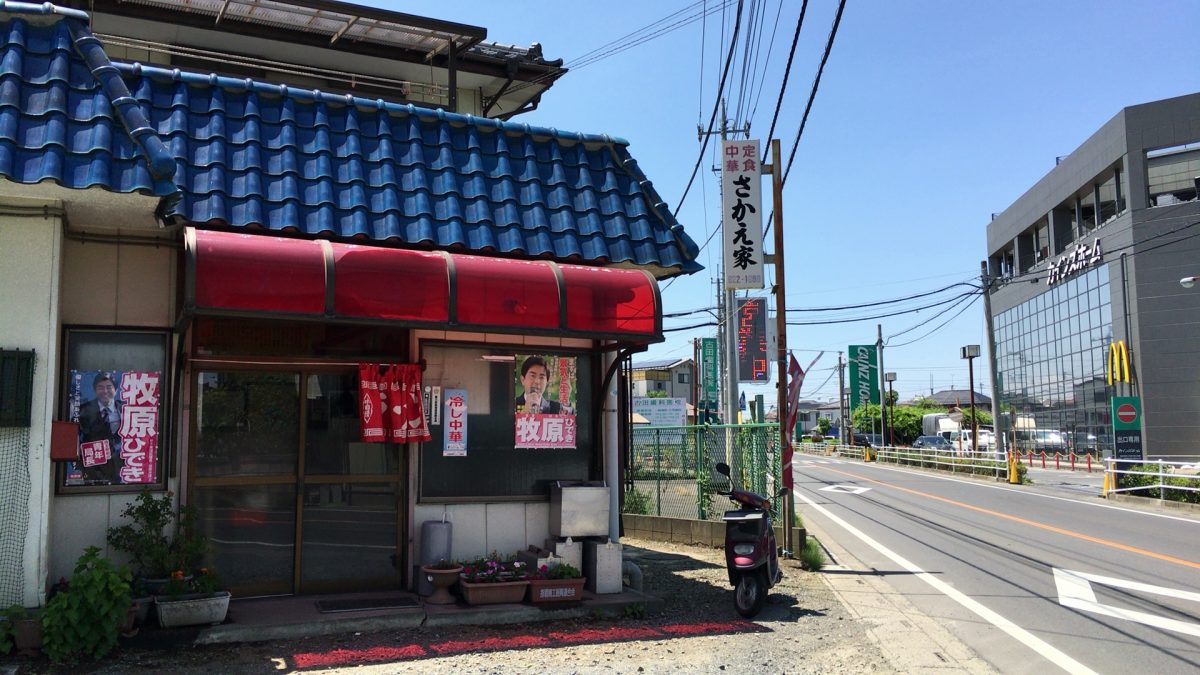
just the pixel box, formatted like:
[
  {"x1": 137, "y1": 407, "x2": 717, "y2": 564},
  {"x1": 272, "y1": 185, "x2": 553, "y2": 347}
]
[{"x1": 1116, "y1": 403, "x2": 1137, "y2": 424}]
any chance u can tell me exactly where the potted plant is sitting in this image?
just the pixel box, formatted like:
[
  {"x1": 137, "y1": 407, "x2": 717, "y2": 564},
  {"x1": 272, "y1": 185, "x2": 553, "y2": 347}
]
[
  {"x1": 153, "y1": 567, "x2": 231, "y2": 628},
  {"x1": 526, "y1": 562, "x2": 587, "y2": 606},
  {"x1": 420, "y1": 559, "x2": 463, "y2": 605},
  {"x1": 106, "y1": 490, "x2": 207, "y2": 593},
  {"x1": 41, "y1": 547, "x2": 131, "y2": 663},
  {"x1": 457, "y1": 552, "x2": 529, "y2": 606}
]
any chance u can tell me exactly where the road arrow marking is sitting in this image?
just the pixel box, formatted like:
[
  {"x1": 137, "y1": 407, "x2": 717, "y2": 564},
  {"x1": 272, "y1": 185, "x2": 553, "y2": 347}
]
[
  {"x1": 819, "y1": 484, "x2": 871, "y2": 494},
  {"x1": 1052, "y1": 568, "x2": 1200, "y2": 637}
]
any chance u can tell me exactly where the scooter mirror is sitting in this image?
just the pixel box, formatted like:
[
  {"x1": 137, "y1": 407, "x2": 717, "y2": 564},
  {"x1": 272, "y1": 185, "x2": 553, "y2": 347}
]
[
  {"x1": 715, "y1": 462, "x2": 731, "y2": 476},
  {"x1": 778, "y1": 487, "x2": 790, "y2": 497}
]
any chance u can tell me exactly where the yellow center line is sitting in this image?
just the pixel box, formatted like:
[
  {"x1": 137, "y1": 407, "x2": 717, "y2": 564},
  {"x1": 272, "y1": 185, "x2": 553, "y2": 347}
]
[{"x1": 817, "y1": 465, "x2": 1200, "y2": 570}]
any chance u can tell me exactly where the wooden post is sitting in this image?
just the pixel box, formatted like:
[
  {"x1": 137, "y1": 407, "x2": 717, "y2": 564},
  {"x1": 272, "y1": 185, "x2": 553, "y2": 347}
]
[{"x1": 768, "y1": 138, "x2": 792, "y2": 556}]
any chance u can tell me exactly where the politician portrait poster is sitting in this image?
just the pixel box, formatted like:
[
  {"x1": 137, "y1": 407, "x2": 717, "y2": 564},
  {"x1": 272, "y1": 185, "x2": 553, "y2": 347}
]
[
  {"x1": 64, "y1": 369, "x2": 162, "y2": 487},
  {"x1": 513, "y1": 354, "x2": 576, "y2": 449}
]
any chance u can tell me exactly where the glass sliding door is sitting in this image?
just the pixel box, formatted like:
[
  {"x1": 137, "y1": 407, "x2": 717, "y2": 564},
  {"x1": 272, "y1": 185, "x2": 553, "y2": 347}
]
[
  {"x1": 299, "y1": 372, "x2": 402, "y2": 593},
  {"x1": 191, "y1": 369, "x2": 404, "y2": 596},
  {"x1": 193, "y1": 371, "x2": 300, "y2": 596}
]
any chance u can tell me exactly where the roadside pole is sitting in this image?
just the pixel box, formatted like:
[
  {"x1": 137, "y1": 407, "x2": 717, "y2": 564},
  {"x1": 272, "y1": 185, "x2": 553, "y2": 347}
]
[
  {"x1": 981, "y1": 261, "x2": 1005, "y2": 464},
  {"x1": 838, "y1": 352, "x2": 847, "y2": 444},
  {"x1": 766, "y1": 138, "x2": 793, "y2": 556}
]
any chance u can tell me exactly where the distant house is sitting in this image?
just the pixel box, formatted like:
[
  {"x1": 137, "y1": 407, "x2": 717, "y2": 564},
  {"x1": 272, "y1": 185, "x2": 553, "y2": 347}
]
[
  {"x1": 629, "y1": 358, "x2": 695, "y2": 403},
  {"x1": 927, "y1": 389, "x2": 993, "y2": 408}
]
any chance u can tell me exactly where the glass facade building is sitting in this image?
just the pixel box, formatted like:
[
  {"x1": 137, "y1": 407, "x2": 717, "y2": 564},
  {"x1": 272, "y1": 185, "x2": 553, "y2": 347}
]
[{"x1": 993, "y1": 267, "x2": 1113, "y2": 454}]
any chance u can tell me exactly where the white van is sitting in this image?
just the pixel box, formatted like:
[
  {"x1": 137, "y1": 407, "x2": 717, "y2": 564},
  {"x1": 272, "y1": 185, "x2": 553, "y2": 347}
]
[{"x1": 948, "y1": 429, "x2": 993, "y2": 452}]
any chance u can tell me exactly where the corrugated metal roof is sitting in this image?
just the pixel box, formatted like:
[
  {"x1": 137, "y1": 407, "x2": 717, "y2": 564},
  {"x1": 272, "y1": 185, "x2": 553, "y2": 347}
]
[{"x1": 0, "y1": 7, "x2": 701, "y2": 277}]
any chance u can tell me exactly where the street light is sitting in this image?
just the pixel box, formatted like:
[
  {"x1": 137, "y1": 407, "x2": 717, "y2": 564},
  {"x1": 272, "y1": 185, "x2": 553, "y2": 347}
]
[
  {"x1": 884, "y1": 372, "x2": 897, "y2": 446},
  {"x1": 1182, "y1": 276, "x2": 1197, "y2": 289},
  {"x1": 961, "y1": 345, "x2": 981, "y2": 453}
]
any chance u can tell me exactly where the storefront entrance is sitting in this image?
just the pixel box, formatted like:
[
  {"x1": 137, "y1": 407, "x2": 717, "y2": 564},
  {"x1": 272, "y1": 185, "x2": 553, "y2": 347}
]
[{"x1": 190, "y1": 368, "x2": 405, "y2": 597}]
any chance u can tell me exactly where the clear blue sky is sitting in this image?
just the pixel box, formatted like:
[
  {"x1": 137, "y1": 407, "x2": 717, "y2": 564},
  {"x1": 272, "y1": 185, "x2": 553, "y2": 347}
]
[{"x1": 375, "y1": 0, "x2": 1200, "y2": 403}]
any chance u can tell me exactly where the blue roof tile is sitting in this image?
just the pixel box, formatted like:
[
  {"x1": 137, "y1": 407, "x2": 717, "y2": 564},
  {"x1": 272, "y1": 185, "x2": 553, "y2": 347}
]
[{"x1": 0, "y1": 6, "x2": 702, "y2": 277}]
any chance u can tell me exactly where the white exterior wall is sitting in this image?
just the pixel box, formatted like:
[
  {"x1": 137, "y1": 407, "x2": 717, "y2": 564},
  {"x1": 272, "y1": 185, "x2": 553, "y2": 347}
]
[
  {"x1": 0, "y1": 209, "x2": 63, "y2": 607},
  {"x1": 48, "y1": 236, "x2": 177, "y2": 584}
]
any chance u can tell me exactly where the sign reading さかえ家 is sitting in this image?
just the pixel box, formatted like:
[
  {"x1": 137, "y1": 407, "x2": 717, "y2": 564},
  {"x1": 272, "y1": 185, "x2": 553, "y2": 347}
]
[{"x1": 722, "y1": 139, "x2": 763, "y2": 290}]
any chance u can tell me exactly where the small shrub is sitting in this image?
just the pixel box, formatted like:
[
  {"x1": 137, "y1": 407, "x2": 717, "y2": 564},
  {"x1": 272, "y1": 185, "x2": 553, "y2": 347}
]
[
  {"x1": 41, "y1": 546, "x2": 131, "y2": 663},
  {"x1": 0, "y1": 604, "x2": 24, "y2": 654},
  {"x1": 621, "y1": 602, "x2": 646, "y2": 619},
  {"x1": 623, "y1": 486, "x2": 650, "y2": 515},
  {"x1": 799, "y1": 537, "x2": 826, "y2": 572}
]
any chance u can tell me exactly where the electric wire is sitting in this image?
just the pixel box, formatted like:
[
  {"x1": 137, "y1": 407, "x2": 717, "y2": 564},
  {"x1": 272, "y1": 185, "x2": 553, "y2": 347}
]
[
  {"x1": 760, "y1": 0, "x2": 808, "y2": 163},
  {"x1": 746, "y1": 0, "x2": 786, "y2": 128},
  {"x1": 672, "y1": 0, "x2": 746, "y2": 219},
  {"x1": 785, "y1": 289, "x2": 980, "y2": 326},
  {"x1": 781, "y1": 0, "x2": 847, "y2": 187},
  {"x1": 887, "y1": 292, "x2": 982, "y2": 347}
]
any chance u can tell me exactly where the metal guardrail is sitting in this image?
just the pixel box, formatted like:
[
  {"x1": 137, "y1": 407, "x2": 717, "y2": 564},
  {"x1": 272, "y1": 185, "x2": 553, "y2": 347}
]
[
  {"x1": 1103, "y1": 458, "x2": 1200, "y2": 503},
  {"x1": 627, "y1": 424, "x2": 781, "y2": 522},
  {"x1": 797, "y1": 442, "x2": 1009, "y2": 479}
]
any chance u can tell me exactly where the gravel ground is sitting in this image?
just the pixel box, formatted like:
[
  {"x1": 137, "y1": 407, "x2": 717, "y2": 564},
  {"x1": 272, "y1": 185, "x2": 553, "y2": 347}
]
[{"x1": 2, "y1": 537, "x2": 901, "y2": 674}]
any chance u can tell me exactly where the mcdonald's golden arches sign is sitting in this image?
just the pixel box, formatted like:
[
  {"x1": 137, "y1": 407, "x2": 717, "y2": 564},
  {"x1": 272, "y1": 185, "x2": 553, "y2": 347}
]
[{"x1": 1107, "y1": 340, "x2": 1131, "y2": 385}]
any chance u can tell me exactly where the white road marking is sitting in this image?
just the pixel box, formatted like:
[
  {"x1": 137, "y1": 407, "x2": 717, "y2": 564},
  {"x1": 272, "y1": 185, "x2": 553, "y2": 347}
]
[
  {"x1": 1053, "y1": 568, "x2": 1200, "y2": 637},
  {"x1": 793, "y1": 454, "x2": 1200, "y2": 525},
  {"x1": 819, "y1": 484, "x2": 871, "y2": 494},
  {"x1": 794, "y1": 489, "x2": 1096, "y2": 675}
]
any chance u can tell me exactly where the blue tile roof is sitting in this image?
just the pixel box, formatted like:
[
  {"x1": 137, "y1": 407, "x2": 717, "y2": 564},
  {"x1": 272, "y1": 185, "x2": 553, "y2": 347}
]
[{"x1": 0, "y1": 5, "x2": 702, "y2": 277}]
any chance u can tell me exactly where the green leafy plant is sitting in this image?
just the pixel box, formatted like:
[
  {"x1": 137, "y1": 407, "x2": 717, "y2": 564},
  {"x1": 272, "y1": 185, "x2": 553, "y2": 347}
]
[
  {"x1": 423, "y1": 558, "x2": 462, "y2": 571},
  {"x1": 799, "y1": 537, "x2": 826, "y2": 571},
  {"x1": 622, "y1": 486, "x2": 651, "y2": 515},
  {"x1": 0, "y1": 604, "x2": 25, "y2": 654},
  {"x1": 106, "y1": 490, "x2": 208, "y2": 581},
  {"x1": 621, "y1": 602, "x2": 646, "y2": 619},
  {"x1": 528, "y1": 562, "x2": 582, "y2": 580},
  {"x1": 41, "y1": 546, "x2": 131, "y2": 663}
]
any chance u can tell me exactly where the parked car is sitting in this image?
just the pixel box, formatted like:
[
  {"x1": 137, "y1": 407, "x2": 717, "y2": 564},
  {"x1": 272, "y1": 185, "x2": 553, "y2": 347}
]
[
  {"x1": 913, "y1": 435, "x2": 953, "y2": 450},
  {"x1": 1015, "y1": 429, "x2": 1068, "y2": 453},
  {"x1": 853, "y1": 433, "x2": 883, "y2": 448}
]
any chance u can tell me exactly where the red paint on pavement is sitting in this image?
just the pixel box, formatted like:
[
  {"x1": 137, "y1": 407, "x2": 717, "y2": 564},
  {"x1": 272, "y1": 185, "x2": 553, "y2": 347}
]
[{"x1": 288, "y1": 619, "x2": 766, "y2": 670}]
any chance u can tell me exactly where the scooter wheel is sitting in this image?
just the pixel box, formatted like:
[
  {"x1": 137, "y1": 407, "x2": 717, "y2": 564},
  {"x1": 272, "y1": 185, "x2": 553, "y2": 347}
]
[{"x1": 734, "y1": 570, "x2": 767, "y2": 618}]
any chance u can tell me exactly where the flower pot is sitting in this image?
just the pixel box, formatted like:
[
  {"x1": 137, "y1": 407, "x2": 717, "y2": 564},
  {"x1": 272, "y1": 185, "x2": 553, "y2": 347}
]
[
  {"x1": 13, "y1": 617, "x2": 42, "y2": 655},
  {"x1": 528, "y1": 577, "x2": 587, "y2": 605},
  {"x1": 420, "y1": 565, "x2": 463, "y2": 605},
  {"x1": 154, "y1": 591, "x2": 231, "y2": 628},
  {"x1": 458, "y1": 578, "x2": 529, "y2": 606}
]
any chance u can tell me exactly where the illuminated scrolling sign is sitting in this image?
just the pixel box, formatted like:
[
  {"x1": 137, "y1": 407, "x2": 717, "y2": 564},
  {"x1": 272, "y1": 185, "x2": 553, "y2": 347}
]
[{"x1": 737, "y1": 298, "x2": 768, "y2": 383}]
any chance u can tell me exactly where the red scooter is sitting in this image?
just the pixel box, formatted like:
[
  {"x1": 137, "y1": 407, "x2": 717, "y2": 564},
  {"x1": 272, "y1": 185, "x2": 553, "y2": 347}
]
[{"x1": 715, "y1": 461, "x2": 788, "y2": 617}]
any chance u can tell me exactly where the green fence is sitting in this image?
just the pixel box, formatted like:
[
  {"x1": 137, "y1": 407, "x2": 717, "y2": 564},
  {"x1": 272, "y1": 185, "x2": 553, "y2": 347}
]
[{"x1": 625, "y1": 423, "x2": 781, "y2": 522}]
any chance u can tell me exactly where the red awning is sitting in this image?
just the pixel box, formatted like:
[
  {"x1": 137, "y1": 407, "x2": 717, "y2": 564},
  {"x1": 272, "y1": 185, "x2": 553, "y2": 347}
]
[{"x1": 184, "y1": 228, "x2": 661, "y2": 342}]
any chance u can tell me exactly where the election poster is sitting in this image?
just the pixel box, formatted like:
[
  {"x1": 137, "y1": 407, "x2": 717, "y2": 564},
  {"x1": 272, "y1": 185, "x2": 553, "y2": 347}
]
[
  {"x1": 64, "y1": 370, "x2": 161, "y2": 487},
  {"x1": 514, "y1": 354, "x2": 576, "y2": 449}
]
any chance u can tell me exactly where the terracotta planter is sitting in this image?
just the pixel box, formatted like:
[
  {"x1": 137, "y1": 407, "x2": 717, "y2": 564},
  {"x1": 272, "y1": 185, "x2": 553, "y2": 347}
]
[
  {"x1": 420, "y1": 565, "x2": 463, "y2": 605},
  {"x1": 458, "y1": 578, "x2": 529, "y2": 606},
  {"x1": 154, "y1": 591, "x2": 231, "y2": 628},
  {"x1": 528, "y1": 577, "x2": 587, "y2": 605}
]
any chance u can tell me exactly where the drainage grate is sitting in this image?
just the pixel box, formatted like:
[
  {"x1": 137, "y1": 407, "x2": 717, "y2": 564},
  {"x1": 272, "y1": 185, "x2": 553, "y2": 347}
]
[{"x1": 315, "y1": 597, "x2": 420, "y2": 613}]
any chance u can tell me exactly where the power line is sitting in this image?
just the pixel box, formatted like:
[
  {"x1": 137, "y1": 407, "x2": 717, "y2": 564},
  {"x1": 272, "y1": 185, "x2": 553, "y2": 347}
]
[
  {"x1": 673, "y1": 0, "x2": 746, "y2": 219},
  {"x1": 781, "y1": 0, "x2": 847, "y2": 187},
  {"x1": 760, "y1": 0, "x2": 808, "y2": 163},
  {"x1": 786, "y1": 289, "x2": 980, "y2": 326},
  {"x1": 887, "y1": 293, "x2": 982, "y2": 348},
  {"x1": 786, "y1": 281, "x2": 977, "y2": 312}
]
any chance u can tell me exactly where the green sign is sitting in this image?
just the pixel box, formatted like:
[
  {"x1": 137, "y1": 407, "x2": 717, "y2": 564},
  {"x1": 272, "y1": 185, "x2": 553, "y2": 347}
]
[
  {"x1": 701, "y1": 337, "x2": 718, "y2": 406},
  {"x1": 1111, "y1": 395, "x2": 1143, "y2": 460},
  {"x1": 848, "y1": 344, "x2": 880, "y2": 410}
]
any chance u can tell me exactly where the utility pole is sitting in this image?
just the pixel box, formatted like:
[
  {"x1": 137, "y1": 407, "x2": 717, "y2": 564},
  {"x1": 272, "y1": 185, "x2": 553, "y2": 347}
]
[
  {"x1": 837, "y1": 352, "x2": 846, "y2": 443},
  {"x1": 764, "y1": 138, "x2": 792, "y2": 556},
  {"x1": 700, "y1": 101, "x2": 750, "y2": 429},
  {"x1": 981, "y1": 261, "x2": 1005, "y2": 458},
  {"x1": 876, "y1": 324, "x2": 886, "y2": 444}
]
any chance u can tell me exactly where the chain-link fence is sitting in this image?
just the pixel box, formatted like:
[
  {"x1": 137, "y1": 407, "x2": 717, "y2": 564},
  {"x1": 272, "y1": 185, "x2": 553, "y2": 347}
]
[
  {"x1": 625, "y1": 423, "x2": 781, "y2": 522},
  {"x1": 0, "y1": 427, "x2": 30, "y2": 606}
]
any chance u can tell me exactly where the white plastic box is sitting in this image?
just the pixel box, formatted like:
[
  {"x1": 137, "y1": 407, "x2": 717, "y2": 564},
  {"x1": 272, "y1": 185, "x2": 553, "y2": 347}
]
[
  {"x1": 544, "y1": 537, "x2": 584, "y2": 571},
  {"x1": 584, "y1": 538, "x2": 623, "y2": 594}
]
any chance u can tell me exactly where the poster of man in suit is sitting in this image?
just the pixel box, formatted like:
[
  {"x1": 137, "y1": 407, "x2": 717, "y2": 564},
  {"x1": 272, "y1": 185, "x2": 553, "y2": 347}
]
[
  {"x1": 514, "y1": 355, "x2": 576, "y2": 449},
  {"x1": 64, "y1": 370, "x2": 161, "y2": 486}
]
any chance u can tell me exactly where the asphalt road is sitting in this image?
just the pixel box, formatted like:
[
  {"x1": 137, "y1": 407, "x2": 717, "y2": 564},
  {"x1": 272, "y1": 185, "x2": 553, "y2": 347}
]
[{"x1": 792, "y1": 455, "x2": 1200, "y2": 674}]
